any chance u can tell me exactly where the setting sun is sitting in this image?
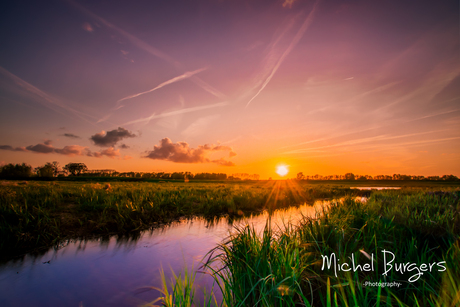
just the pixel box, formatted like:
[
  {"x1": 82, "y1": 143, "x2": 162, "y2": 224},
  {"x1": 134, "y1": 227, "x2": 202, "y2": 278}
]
[{"x1": 276, "y1": 165, "x2": 289, "y2": 177}]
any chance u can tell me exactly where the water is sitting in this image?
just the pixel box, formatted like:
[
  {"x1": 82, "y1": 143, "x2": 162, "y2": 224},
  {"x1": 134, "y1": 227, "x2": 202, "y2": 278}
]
[
  {"x1": 351, "y1": 187, "x2": 401, "y2": 190},
  {"x1": 0, "y1": 201, "x2": 328, "y2": 307}
]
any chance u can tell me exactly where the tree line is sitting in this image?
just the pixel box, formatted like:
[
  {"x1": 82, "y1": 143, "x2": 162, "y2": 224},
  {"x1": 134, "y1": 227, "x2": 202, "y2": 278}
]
[
  {"x1": 0, "y1": 162, "x2": 259, "y2": 181},
  {"x1": 0, "y1": 162, "x2": 458, "y2": 181},
  {"x1": 295, "y1": 172, "x2": 459, "y2": 181}
]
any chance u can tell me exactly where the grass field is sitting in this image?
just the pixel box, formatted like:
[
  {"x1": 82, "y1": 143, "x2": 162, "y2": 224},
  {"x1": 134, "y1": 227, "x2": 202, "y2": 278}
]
[
  {"x1": 1, "y1": 179, "x2": 459, "y2": 306},
  {"x1": 0, "y1": 179, "x2": 373, "y2": 258}
]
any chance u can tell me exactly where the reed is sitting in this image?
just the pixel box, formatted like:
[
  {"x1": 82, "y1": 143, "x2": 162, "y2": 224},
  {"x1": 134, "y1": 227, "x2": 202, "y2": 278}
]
[
  {"x1": 0, "y1": 181, "x2": 360, "y2": 256},
  {"x1": 201, "y1": 191, "x2": 460, "y2": 306}
]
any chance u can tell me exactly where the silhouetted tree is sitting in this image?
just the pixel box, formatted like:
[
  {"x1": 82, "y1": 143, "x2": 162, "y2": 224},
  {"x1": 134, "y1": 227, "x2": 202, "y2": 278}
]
[
  {"x1": 63, "y1": 163, "x2": 88, "y2": 176},
  {"x1": 35, "y1": 163, "x2": 54, "y2": 177},
  {"x1": 296, "y1": 172, "x2": 305, "y2": 180},
  {"x1": 344, "y1": 173, "x2": 355, "y2": 180},
  {"x1": 0, "y1": 163, "x2": 33, "y2": 178}
]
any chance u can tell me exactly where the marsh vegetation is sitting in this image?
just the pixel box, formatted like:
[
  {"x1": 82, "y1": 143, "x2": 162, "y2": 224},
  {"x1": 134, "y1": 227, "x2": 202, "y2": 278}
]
[{"x1": 1, "y1": 180, "x2": 459, "y2": 306}]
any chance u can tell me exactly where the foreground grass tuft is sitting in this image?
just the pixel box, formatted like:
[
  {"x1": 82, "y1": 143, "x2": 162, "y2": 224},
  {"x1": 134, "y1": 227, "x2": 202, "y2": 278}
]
[{"x1": 200, "y1": 191, "x2": 460, "y2": 306}]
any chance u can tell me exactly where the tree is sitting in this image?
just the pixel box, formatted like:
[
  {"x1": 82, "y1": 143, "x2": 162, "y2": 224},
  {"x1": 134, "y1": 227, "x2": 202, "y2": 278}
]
[
  {"x1": 63, "y1": 163, "x2": 88, "y2": 176},
  {"x1": 0, "y1": 163, "x2": 33, "y2": 178},
  {"x1": 35, "y1": 161, "x2": 60, "y2": 177},
  {"x1": 344, "y1": 173, "x2": 355, "y2": 180},
  {"x1": 51, "y1": 161, "x2": 60, "y2": 177},
  {"x1": 296, "y1": 172, "x2": 305, "y2": 180},
  {"x1": 35, "y1": 163, "x2": 54, "y2": 177}
]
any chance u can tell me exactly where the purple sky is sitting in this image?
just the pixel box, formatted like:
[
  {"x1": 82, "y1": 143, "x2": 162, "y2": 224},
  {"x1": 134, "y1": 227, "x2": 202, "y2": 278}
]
[{"x1": 0, "y1": 0, "x2": 459, "y2": 178}]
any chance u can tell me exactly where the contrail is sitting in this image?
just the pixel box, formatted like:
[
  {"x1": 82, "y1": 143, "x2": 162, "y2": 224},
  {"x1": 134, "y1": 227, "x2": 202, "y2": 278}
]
[
  {"x1": 283, "y1": 130, "x2": 449, "y2": 154},
  {"x1": 64, "y1": 0, "x2": 226, "y2": 100},
  {"x1": 245, "y1": 0, "x2": 319, "y2": 108},
  {"x1": 121, "y1": 102, "x2": 228, "y2": 126},
  {"x1": 116, "y1": 67, "x2": 208, "y2": 107},
  {"x1": 0, "y1": 66, "x2": 96, "y2": 125},
  {"x1": 64, "y1": 0, "x2": 179, "y2": 67}
]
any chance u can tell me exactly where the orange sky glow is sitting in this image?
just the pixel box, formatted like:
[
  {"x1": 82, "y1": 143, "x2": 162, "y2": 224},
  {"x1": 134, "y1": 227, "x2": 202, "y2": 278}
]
[{"x1": 0, "y1": 0, "x2": 459, "y2": 179}]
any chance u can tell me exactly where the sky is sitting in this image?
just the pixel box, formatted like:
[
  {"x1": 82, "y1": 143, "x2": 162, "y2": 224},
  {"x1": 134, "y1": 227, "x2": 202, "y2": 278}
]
[{"x1": 0, "y1": 0, "x2": 459, "y2": 179}]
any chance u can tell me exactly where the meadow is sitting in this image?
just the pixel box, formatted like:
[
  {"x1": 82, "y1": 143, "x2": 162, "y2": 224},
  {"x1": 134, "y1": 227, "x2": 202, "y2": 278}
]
[
  {"x1": 1, "y1": 179, "x2": 459, "y2": 306},
  {"x1": 0, "y1": 179, "x2": 368, "y2": 258}
]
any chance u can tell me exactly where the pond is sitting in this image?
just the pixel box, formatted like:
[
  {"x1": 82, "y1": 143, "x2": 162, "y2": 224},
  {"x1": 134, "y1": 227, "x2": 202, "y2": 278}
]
[{"x1": 0, "y1": 201, "x2": 331, "y2": 307}]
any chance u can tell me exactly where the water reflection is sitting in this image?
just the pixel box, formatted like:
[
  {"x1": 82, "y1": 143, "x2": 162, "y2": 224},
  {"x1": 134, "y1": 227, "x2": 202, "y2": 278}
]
[
  {"x1": 350, "y1": 187, "x2": 401, "y2": 190},
  {"x1": 0, "y1": 200, "x2": 332, "y2": 307}
]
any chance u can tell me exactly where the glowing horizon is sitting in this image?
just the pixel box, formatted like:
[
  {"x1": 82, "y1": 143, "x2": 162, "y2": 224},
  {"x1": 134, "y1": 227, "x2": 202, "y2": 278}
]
[{"x1": 0, "y1": 0, "x2": 459, "y2": 179}]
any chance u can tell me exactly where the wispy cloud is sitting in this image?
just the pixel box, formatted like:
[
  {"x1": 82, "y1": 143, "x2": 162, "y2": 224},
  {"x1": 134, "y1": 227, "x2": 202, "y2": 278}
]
[
  {"x1": 116, "y1": 67, "x2": 208, "y2": 108},
  {"x1": 97, "y1": 113, "x2": 113, "y2": 124},
  {"x1": 0, "y1": 141, "x2": 90, "y2": 156},
  {"x1": 64, "y1": 0, "x2": 179, "y2": 67},
  {"x1": 283, "y1": 130, "x2": 449, "y2": 154},
  {"x1": 406, "y1": 108, "x2": 460, "y2": 123},
  {"x1": 65, "y1": 0, "x2": 226, "y2": 100},
  {"x1": 82, "y1": 22, "x2": 93, "y2": 32},
  {"x1": 62, "y1": 133, "x2": 80, "y2": 139},
  {"x1": 92, "y1": 147, "x2": 121, "y2": 158},
  {"x1": 0, "y1": 66, "x2": 96, "y2": 125},
  {"x1": 121, "y1": 102, "x2": 228, "y2": 126},
  {"x1": 0, "y1": 145, "x2": 27, "y2": 152},
  {"x1": 246, "y1": 1, "x2": 319, "y2": 108}
]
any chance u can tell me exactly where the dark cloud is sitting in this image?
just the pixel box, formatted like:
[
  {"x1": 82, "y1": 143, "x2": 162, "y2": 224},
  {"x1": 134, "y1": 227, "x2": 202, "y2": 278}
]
[
  {"x1": 62, "y1": 133, "x2": 80, "y2": 139},
  {"x1": 0, "y1": 145, "x2": 27, "y2": 152},
  {"x1": 119, "y1": 143, "x2": 130, "y2": 149},
  {"x1": 91, "y1": 147, "x2": 120, "y2": 159},
  {"x1": 90, "y1": 127, "x2": 136, "y2": 147},
  {"x1": 0, "y1": 141, "x2": 89, "y2": 157},
  {"x1": 55, "y1": 145, "x2": 90, "y2": 156},
  {"x1": 144, "y1": 138, "x2": 236, "y2": 166},
  {"x1": 26, "y1": 142, "x2": 54, "y2": 153}
]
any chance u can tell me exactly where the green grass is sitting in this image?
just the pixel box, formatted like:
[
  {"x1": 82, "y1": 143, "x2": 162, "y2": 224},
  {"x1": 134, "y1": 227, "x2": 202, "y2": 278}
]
[
  {"x1": 0, "y1": 180, "x2": 365, "y2": 257},
  {"x1": 2, "y1": 180, "x2": 459, "y2": 306},
  {"x1": 198, "y1": 190, "x2": 460, "y2": 307}
]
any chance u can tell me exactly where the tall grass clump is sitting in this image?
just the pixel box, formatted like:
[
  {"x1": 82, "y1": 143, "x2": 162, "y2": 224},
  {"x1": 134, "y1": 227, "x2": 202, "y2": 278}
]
[{"x1": 203, "y1": 191, "x2": 460, "y2": 306}]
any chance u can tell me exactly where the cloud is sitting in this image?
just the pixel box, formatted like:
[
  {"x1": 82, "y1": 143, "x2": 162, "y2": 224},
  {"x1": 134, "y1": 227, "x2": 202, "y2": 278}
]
[
  {"x1": 0, "y1": 140, "x2": 129, "y2": 159},
  {"x1": 144, "y1": 138, "x2": 236, "y2": 166},
  {"x1": 282, "y1": 0, "x2": 298, "y2": 8},
  {"x1": 62, "y1": 133, "x2": 80, "y2": 139},
  {"x1": 90, "y1": 127, "x2": 136, "y2": 147},
  {"x1": 0, "y1": 145, "x2": 27, "y2": 152},
  {"x1": 55, "y1": 145, "x2": 90, "y2": 156},
  {"x1": 1, "y1": 141, "x2": 89, "y2": 156},
  {"x1": 246, "y1": 1, "x2": 319, "y2": 107},
  {"x1": 212, "y1": 158, "x2": 236, "y2": 166},
  {"x1": 65, "y1": 0, "x2": 226, "y2": 100},
  {"x1": 92, "y1": 147, "x2": 120, "y2": 159},
  {"x1": 82, "y1": 22, "x2": 93, "y2": 32},
  {"x1": 0, "y1": 66, "x2": 97, "y2": 124},
  {"x1": 116, "y1": 67, "x2": 208, "y2": 107},
  {"x1": 119, "y1": 143, "x2": 130, "y2": 149},
  {"x1": 121, "y1": 102, "x2": 228, "y2": 126},
  {"x1": 26, "y1": 140, "x2": 54, "y2": 153}
]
